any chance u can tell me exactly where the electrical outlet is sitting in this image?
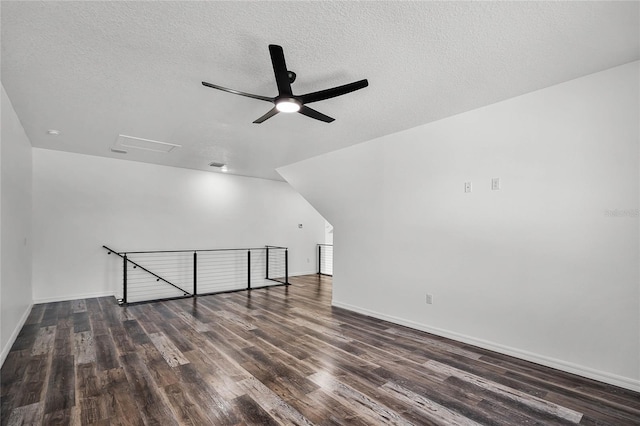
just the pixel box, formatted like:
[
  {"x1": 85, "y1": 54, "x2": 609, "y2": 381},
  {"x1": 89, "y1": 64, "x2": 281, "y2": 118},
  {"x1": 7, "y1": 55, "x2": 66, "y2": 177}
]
[
  {"x1": 426, "y1": 294, "x2": 433, "y2": 304},
  {"x1": 464, "y1": 182, "x2": 472, "y2": 193}
]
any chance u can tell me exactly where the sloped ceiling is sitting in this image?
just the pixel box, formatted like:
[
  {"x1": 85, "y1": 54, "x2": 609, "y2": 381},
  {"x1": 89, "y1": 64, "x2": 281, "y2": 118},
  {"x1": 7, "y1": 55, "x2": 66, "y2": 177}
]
[{"x1": 2, "y1": 1, "x2": 638, "y2": 181}]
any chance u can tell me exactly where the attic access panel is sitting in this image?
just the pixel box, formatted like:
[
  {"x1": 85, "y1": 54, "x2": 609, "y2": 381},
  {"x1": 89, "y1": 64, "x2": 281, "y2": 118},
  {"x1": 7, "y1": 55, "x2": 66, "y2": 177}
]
[{"x1": 115, "y1": 134, "x2": 181, "y2": 153}]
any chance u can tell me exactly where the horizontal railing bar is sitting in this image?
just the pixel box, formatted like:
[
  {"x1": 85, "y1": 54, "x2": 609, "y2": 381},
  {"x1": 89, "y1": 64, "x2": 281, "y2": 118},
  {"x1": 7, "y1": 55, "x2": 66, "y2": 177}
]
[
  {"x1": 197, "y1": 282, "x2": 289, "y2": 298},
  {"x1": 110, "y1": 246, "x2": 287, "y2": 255},
  {"x1": 317, "y1": 244, "x2": 333, "y2": 247},
  {"x1": 121, "y1": 294, "x2": 193, "y2": 306},
  {"x1": 266, "y1": 278, "x2": 288, "y2": 284}
]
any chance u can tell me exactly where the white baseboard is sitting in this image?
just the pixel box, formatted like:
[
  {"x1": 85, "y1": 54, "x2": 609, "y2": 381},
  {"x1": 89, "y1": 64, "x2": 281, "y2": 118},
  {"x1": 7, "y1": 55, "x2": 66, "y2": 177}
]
[
  {"x1": 33, "y1": 291, "x2": 114, "y2": 304},
  {"x1": 332, "y1": 300, "x2": 640, "y2": 393},
  {"x1": 0, "y1": 303, "x2": 33, "y2": 367}
]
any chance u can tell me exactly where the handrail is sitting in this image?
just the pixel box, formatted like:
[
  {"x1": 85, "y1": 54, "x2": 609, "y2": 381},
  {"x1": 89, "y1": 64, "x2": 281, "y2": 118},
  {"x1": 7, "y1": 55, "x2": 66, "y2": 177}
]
[
  {"x1": 102, "y1": 245, "x2": 192, "y2": 296},
  {"x1": 107, "y1": 246, "x2": 285, "y2": 255}
]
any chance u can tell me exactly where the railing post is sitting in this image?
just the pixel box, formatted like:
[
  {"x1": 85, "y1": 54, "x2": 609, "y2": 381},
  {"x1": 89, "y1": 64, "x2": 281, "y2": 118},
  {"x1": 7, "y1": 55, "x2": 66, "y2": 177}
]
[
  {"x1": 123, "y1": 253, "x2": 128, "y2": 304},
  {"x1": 247, "y1": 250, "x2": 251, "y2": 290},
  {"x1": 265, "y1": 246, "x2": 269, "y2": 279},
  {"x1": 318, "y1": 245, "x2": 321, "y2": 275},
  {"x1": 193, "y1": 251, "x2": 197, "y2": 296},
  {"x1": 285, "y1": 248, "x2": 289, "y2": 285}
]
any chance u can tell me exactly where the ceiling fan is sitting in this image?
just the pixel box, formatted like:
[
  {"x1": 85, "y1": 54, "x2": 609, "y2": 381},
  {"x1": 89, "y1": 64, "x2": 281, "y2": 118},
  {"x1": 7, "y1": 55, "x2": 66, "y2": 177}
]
[{"x1": 202, "y1": 44, "x2": 368, "y2": 123}]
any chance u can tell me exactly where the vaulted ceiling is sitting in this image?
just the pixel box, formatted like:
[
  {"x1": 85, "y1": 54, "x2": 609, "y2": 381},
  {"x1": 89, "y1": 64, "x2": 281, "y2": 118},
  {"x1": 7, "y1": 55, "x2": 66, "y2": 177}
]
[{"x1": 2, "y1": 1, "x2": 638, "y2": 181}]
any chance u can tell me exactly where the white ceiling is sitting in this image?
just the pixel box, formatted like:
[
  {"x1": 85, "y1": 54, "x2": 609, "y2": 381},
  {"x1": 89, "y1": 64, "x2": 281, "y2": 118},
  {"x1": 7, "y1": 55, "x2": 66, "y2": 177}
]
[{"x1": 2, "y1": 1, "x2": 638, "y2": 181}]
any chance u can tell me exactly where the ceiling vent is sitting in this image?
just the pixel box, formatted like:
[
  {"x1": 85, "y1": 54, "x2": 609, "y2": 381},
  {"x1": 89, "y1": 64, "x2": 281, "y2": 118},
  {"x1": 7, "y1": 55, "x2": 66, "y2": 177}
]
[{"x1": 115, "y1": 134, "x2": 181, "y2": 153}]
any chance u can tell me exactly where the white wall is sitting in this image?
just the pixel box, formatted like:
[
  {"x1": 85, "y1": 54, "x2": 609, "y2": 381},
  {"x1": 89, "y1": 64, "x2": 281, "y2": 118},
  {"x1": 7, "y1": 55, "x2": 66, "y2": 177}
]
[
  {"x1": 324, "y1": 221, "x2": 334, "y2": 245},
  {"x1": 279, "y1": 61, "x2": 640, "y2": 391},
  {"x1": 32, "y1": 149, "x2": 325, "y2": 302},
  {"x1": 1, "y1": 84, "x2": 33, "y2": 365}
]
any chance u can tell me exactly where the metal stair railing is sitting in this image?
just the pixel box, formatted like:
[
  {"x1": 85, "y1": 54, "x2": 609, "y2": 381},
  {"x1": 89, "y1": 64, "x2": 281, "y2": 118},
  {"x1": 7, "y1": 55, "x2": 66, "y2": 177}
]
[
  {"x1": 317, "y1": 243, "x2": 333, "y2": 276},
  {"x1": 102, "y1": 245, "x2": 289, "y2": 305}
]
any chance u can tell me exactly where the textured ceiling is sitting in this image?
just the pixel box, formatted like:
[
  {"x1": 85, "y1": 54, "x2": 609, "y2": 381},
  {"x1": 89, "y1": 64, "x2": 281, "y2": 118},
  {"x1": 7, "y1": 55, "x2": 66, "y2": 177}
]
[{"x1": 2, "y1": 1, "x2": 638, "y2": 181}]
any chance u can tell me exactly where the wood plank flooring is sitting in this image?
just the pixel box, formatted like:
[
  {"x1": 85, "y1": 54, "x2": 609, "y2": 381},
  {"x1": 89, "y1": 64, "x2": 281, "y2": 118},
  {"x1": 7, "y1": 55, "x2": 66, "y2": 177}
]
[{"x1": 2, "y1": 274, "x2": 639, "y2": 425}]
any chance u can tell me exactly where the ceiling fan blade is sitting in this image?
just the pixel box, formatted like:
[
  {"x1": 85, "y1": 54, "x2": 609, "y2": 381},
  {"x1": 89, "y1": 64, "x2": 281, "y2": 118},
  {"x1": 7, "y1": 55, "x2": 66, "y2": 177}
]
[
  {"x1": 298, "y1": 105, "x2": 335, "y2": 123},
  {"x1": 299, "y1": 79, "x2": 368, "y2": 104},
  {"x1": 202, "y1": 81, "x2": 273, "y2": 102},
  {"x1": 253, "y1": 107, "x2": 279, "y2": 124},
  {"x1": 269, "y1": 45, "x2": 293, "y2": 96}
]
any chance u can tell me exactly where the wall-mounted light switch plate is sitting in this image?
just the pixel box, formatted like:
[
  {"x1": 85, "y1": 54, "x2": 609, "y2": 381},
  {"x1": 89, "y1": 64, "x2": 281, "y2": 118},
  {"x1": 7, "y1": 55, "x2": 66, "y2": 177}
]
[
  {"x1": 464, "y1": 182, "x2": 472, "y2": 193},
  {"x1": 426, "y1": 294, "x2": 433, "y2": 304},
  {"x1": 491, "y1": 177, "x2": 501, "y2": 190}
]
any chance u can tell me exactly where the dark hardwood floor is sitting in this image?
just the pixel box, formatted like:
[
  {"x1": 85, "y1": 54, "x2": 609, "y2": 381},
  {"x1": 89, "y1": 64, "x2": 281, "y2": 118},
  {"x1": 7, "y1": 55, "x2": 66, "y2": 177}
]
[{"x1": 2, "y1": 274, "x2": 639, "y2": 425}]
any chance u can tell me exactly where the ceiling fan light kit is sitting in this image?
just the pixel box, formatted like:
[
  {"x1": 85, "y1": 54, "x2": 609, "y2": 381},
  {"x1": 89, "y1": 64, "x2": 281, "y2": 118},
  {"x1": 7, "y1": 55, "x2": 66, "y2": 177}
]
[
  {"x1": 202, "y1": 44, "x2": 368, "y2": 123},
  {"x1": 275, "y1": 98, "x2": 301, "y2": 113}
]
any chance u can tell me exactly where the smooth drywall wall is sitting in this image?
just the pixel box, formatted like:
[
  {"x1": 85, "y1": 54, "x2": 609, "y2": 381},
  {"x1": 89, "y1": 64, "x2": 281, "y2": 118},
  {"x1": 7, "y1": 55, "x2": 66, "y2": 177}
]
[
  {"x1": 1, "y1": 84, "x2": 33, "y2": 365},
  {"x1": 32, "y1": 149, "x2": 325, "y2": 302},
  {"x1": 278, "y1": 61, "x2": 640, "y2": 390}
]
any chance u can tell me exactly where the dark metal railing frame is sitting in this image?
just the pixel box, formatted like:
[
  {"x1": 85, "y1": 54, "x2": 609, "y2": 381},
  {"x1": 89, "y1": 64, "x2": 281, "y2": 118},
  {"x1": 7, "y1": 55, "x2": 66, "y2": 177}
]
[
  {"x1": 317, "y1": 243, "x2": 333, "y2": 276},
  {"x1": 103, "y1": 244, "x2": 289, "y2": 305}
]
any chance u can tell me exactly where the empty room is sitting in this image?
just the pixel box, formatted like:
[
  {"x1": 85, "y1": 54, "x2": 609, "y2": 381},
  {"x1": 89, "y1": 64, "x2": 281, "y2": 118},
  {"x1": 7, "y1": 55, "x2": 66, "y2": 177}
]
[{"x1": 1, "y1": 1, "x2": 639, "y2": 425}]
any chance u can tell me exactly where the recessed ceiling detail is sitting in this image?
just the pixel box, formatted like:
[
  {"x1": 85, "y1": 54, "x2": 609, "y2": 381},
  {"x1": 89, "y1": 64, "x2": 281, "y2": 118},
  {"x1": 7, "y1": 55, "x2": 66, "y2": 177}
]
[{"x1": 115, "y1": 134, "x2": 181, "y2": 153}]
